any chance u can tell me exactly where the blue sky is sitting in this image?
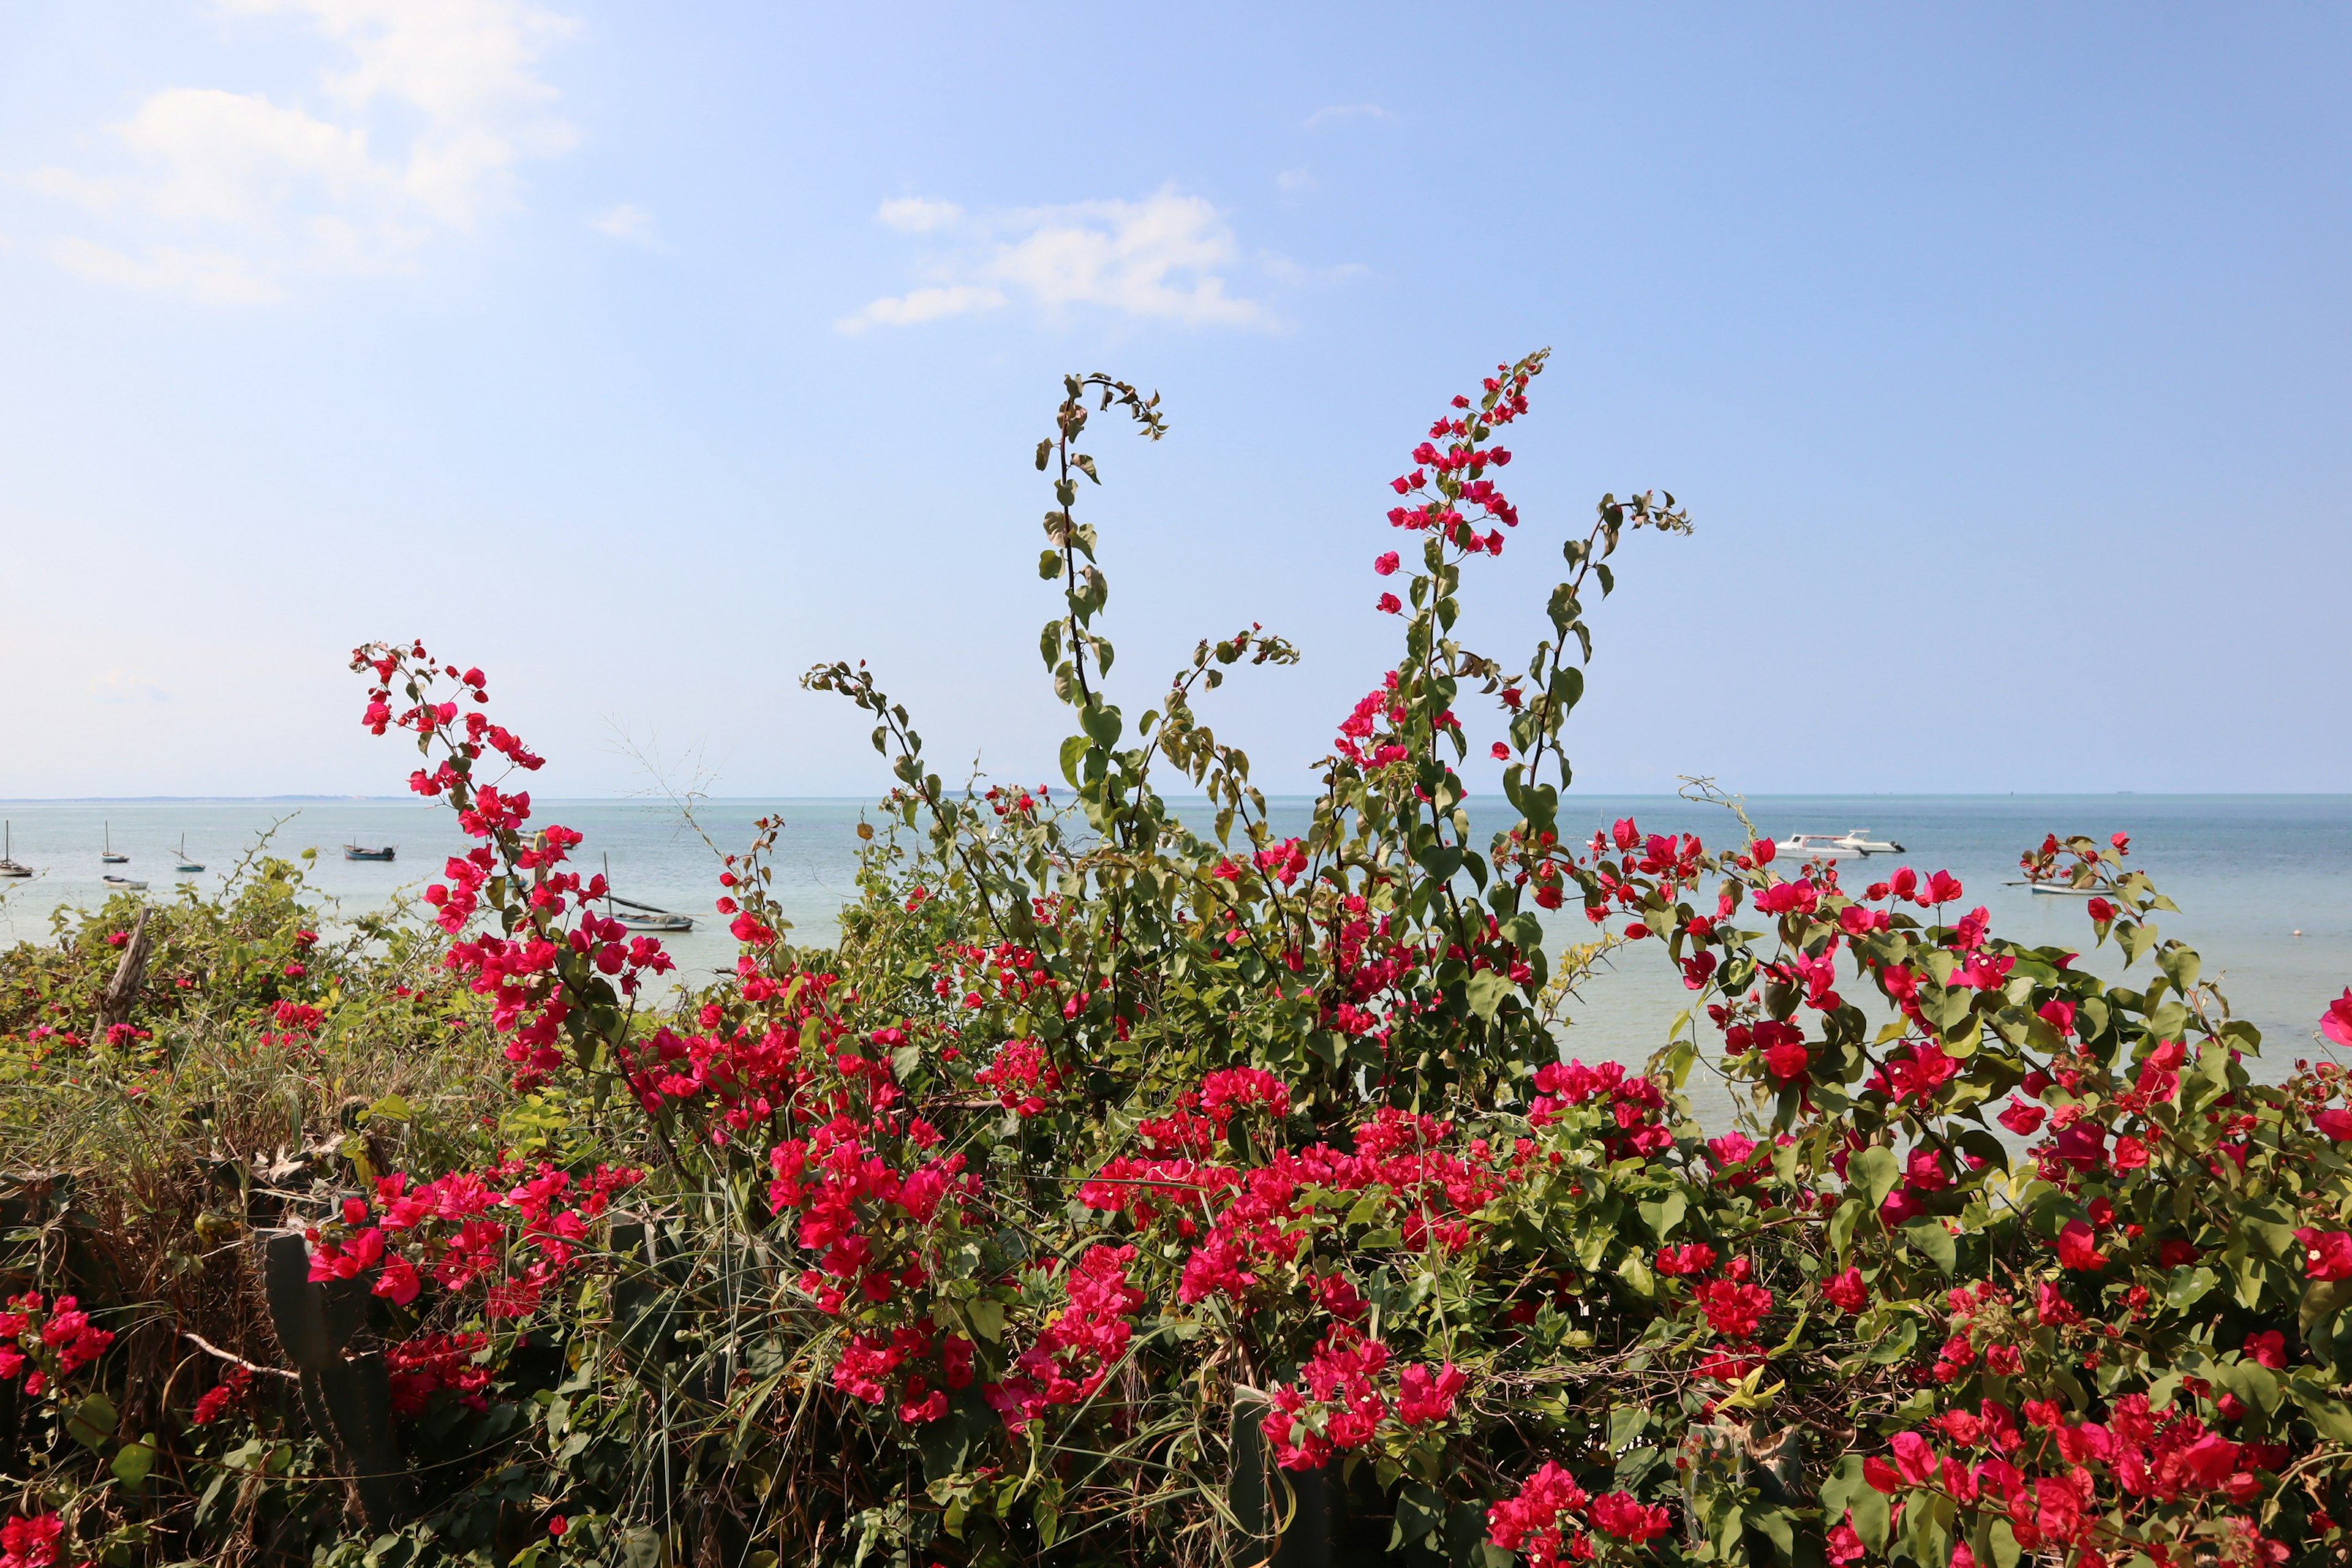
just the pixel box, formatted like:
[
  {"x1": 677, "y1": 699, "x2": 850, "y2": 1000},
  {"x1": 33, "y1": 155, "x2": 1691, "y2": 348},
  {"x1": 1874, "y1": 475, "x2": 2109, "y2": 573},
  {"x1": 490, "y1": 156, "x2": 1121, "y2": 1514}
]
[{"x1": 1, "y1": 3, "x2": 2345, "y2": 799}]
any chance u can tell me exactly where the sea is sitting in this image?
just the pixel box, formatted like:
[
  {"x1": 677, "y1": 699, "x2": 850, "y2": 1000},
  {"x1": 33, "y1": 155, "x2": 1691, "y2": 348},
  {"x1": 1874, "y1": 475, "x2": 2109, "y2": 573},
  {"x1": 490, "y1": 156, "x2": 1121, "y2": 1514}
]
[{"x1": 3, "y1": 796, "x2": 2345, "y2": 1126}]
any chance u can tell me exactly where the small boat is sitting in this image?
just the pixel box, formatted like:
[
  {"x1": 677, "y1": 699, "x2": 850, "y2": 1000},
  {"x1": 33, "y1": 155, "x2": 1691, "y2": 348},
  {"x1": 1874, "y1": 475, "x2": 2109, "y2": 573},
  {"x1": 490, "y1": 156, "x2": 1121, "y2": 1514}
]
[
  {"x1": 1830, "y1": 829, "x2": 1904, "y2": 854},
  {"x1": 603, "y1": 874, "x2": 693, "y2": 933},
  {"x1": 343, "y1": 844, "x2": 397, "y2": 862},
  {"x1": 2026, "y1": 881, "x2": 2097, "y2": 897},
  {"x1": 100, "y1": 822, "x2": 127, "y2": 864},
  {"x1": 101, "y1": 873, "x2": 148, "y2": 892},
  {"x1": 0, "y1": 822, "x2": 30, "y2": 880},
  {"x1": 1773, "y1": 833, "x2": 1864, "y2": 861},
  {"x1": 175, "y1": 834, "x2": 203, "y2": 873}
]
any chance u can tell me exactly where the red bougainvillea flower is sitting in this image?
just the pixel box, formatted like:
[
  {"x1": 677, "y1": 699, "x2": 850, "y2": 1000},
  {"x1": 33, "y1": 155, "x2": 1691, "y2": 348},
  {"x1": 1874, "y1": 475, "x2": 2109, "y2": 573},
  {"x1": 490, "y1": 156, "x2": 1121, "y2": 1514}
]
[
  {"x1": 1823, "y1": 1267, "x2": 1868, "y2": 1313},
  {"x1": 2297, "y1": 1227, "x2": 2352, "y2": 1281},
  {"x1": 2056, "y1": 1220, "x2": 2107, "y2": 1270},
  {"x1": 2325, "y1": 989, "x2": 2352, "y2": 1050}
]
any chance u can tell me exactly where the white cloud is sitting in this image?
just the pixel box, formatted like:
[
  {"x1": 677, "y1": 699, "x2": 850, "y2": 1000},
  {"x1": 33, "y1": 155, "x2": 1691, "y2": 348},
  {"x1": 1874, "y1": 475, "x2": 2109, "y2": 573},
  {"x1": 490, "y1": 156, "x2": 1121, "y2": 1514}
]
[
  {"x1": 24, "y1": 0, "x2": 580, "y2": 301},
  {"x1": 89, "y1": 669, "x2": 173, "y2": 706},
  {"x1": 876, "y1": 197, "x2": 962, "y2": 234},
  {"x1": 842, "y1": 188, "x2": 1269, "y2": 334},
  {"x1": 589, "y1": 202, "x2": 654, "y2": 243},
  {"x1": 840, "y1": 284, "x2": 1006, "y2": 333},
  {"x1": 1304, "y1": 104, "x2": 1391, "y2": 130}
]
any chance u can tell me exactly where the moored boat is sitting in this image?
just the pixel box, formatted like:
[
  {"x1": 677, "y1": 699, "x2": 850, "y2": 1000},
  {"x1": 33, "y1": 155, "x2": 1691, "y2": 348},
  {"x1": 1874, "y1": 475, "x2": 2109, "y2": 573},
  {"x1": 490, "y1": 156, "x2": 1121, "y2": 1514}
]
[
  {"x1": 175, "y1": 834, "x2": 203, "y2": 873},
  {"x1": 1831, "y1": 829, "x2": 1904, "y2": 854},
  {"x1": 101, "y1": 873, "x2": 148, "y2": 891},
  {"x1": 601, "y1": 867, "x2": 695, "y2": 933},
  {"x1": 0, "y1": 822, "x2": 29, "y2": 880},
  {"x1": 100, "y1": 822, "x2": 127, "y2": 864},
  {"x1": 344, "y1": 844, "x2": 397, "y2": 862},
  {"x1": 1773, "y1": 833, "x2": 1864, "y2": 861}
]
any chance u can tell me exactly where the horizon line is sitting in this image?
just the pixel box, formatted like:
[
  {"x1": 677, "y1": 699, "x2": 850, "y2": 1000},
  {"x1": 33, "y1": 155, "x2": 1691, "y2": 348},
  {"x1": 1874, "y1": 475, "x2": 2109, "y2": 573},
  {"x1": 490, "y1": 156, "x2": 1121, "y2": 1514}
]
[{"x1": 5, "y1": 791, "x2": 2352, "y2": 805}]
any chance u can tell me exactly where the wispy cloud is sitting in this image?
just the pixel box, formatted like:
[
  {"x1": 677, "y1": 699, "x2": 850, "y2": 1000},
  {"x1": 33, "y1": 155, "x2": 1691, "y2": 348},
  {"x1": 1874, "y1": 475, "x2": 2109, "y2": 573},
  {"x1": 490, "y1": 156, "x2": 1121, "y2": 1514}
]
[
  {"x1": 876, "y1": 197, "x2": 962, "y2": 235},
  {"x1": 842, "y1": 188, "x2": 1268, "y2": 334},
  {"x1": 589, "y1": 202, "x2": 654, "y2": 243},
  {"x1": 24, "y1": 0, "x2": 581, "y2": 302},
  {"x1": 1275, "y1": 168, "x2": 1314, "y2": 194},
  {"x1": 89, "y1": 669, "x2": 173, "y2": 706},
  {"x1": 1303, "y1": 104, "x2": 1390, "y2": 130}
]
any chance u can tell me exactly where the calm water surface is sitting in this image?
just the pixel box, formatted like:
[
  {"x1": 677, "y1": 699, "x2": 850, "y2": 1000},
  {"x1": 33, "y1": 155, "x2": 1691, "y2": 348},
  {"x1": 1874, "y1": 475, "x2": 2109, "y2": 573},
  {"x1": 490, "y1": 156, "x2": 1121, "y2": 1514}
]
[{"x1": 4, "y1": 796, "x2": 2345, "y2": 1125}]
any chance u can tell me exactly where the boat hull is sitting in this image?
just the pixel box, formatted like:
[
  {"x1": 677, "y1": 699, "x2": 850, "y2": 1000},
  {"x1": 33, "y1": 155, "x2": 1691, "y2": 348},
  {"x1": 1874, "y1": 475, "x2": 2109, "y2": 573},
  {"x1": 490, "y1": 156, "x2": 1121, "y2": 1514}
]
[{"x1": 343, "y1": 847, "x2": 397, "y2": 862}]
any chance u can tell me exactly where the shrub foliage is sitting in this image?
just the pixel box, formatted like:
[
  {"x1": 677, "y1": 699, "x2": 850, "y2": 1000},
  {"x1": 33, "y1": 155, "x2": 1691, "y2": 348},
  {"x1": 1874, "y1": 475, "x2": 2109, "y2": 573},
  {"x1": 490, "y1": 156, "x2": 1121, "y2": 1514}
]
[{"x1": 3, "y1": 355, "x2": 2350, "y2": 1568}]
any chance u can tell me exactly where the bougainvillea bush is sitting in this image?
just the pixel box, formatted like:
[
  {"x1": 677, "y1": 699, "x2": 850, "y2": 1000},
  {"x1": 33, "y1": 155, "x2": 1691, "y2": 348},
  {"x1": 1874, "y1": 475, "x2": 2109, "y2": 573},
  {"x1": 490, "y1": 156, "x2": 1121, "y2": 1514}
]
[{"x1": 5, "y1": 355, "x2": 2352, "y2": 1568}]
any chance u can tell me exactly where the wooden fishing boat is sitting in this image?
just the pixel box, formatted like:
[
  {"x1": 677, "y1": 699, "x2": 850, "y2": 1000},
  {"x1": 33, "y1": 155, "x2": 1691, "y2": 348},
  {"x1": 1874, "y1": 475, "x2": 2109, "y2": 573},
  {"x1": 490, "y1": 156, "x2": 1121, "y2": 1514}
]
[
  {"x1": 599, "y1": 860, "x2": 694, "y2": 932},
  {"x1": 343, "y1": 843, "x2": 397, "y2": 862},
  {"x1": 101, "y1": 873, "x2": 148, "y2": 891}
]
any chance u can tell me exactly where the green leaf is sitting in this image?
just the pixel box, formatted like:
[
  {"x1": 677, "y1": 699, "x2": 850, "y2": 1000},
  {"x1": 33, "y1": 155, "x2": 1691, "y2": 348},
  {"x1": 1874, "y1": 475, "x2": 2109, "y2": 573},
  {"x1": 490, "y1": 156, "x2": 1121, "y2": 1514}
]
[
  {"x1": 1079, "y1": 703, "x2": 1122, "y2": 748},
  {"x1": 1902, "y1": 1219, "x2": 1958, "y2": 1276},
  {"x1": 967, "y1": 1299, "x2": 1005, "y2": 1344},
  {"x1": 1393, "y1": 1483, "x2": 1447, "y2": 1553},
  {"x1": 1820, "y1": 1455, "x2": 1890, "y2": 1551},
  {"x1": 111, "y1": 1433, "x2": 158, "y2": 1488},
  {"x1": 2214, "y1": 1358, "x2": 2282, "y2": 1419},
  {"x1": 2302, "y1": 1278, "x2": 2352, "y2": 1337},
  {"x1": 1638, "y1": 1190, "x2": 1688, "y2": 1243},
  {"x1": 1852, "y1": 1145, "x2": 1901, "y2": 1212},
  {"x1": 364, "y1": 1094, "x2": 413, "y2": 1125},
  {"x1": 1464, "y1": 968, "x2": 1513, "y2": 1021},
  {"x1": 67, "y1": 1392, "x2": 116, "y2": 1452},
  {"x1": 1829, "y1": 1196, "x2": 1864, "y2": 1258},
  {"x1": 2289, "y1": 1372, "x2": 2352, "y2": 1442},
  {"x1": 1057, "y1": 734, "x2": 1089, "y2": 791},
  {"x1": 2164, "y1": 1266, "x2": 2219, "y2": 1313},
  {"x1": 1986, "y1": 1519, "x2": 2022, "y2": 1568}
]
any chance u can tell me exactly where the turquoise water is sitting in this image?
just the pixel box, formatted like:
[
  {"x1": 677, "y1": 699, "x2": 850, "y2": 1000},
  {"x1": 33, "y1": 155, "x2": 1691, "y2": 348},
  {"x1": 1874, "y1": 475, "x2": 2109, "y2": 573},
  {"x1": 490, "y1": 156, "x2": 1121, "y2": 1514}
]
[{"x1": 3, "y1": 796, "x2": 2345, "y2": 1123}]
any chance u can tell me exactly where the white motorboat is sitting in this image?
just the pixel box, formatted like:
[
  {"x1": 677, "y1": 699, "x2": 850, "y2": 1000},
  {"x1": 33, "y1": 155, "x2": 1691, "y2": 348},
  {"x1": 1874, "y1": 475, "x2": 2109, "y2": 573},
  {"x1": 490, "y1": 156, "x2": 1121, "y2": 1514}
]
[
  {"x1": 1773, "y1": 833, "x2": 1864, "y2": 861},
  {"x1": 102, "y1": 873, "x2": 148, "y2": 891},
  {"x1": 2027, "y1": 881, "x2": 2097, "y2": 896},
  {"x1": 1831, "y1": 829, "x2": 1904, "y2": 854}
]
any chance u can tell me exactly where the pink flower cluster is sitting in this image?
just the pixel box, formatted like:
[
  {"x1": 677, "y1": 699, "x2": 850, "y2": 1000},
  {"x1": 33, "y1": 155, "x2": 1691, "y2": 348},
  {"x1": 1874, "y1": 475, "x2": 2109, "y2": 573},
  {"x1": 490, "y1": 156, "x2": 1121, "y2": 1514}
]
[
  {"x1": 768, "y1": 1115, "x2": 975, "y2": 1315},
  {"x1": 386, "y1": 1331, "x2": 494, "y2": 1418},
  {"x1": 1866, "y1": 1388, "x2": 2290, "y2": 1558},
  {"x1": 1526, "y1": 1058, "x2": 1671, "y2": 1161},
  {"x1": 1486, "y1": 1463, "x2": 1673, "y2": 1566},
  {"x1": 304, "y1": 1159, "x2": 643, "y2": 1319},
  {"x1": 0, "y1": 1514, "x2": 64, "y2": 1568},
  {"x1": 1260, "y1": 1324, "x2": 1466, "y2": 1469},
  {"x1": 0, "y1": 1292, "x2": 112, "y2": 1397},
  {"x1": 986, "y1": 1244, "x2": 1147, "y2": 1433}
]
